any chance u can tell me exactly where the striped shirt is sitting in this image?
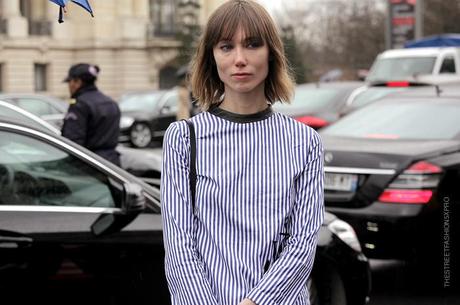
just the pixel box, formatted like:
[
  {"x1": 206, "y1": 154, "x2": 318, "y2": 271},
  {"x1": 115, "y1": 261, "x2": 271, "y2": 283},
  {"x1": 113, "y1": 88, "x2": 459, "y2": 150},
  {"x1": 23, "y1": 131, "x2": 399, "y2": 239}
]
[{"x1": 161, "y1": 106, "x2": 324, "y2": 305}]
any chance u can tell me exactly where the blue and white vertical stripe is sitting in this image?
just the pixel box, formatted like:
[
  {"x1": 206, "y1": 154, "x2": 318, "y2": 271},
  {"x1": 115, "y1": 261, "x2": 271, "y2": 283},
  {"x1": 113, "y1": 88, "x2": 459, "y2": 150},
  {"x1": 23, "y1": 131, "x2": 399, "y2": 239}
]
[{"x1": 161, "y1": 110, "x2": 324, "y2": 305}]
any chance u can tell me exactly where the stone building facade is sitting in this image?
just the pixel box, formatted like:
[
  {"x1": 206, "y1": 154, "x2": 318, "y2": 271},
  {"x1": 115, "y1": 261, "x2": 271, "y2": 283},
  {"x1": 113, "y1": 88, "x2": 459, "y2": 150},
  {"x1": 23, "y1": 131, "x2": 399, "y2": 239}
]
[{"x1": 0, "y1": 0, "x2": 212, "y2": 99}]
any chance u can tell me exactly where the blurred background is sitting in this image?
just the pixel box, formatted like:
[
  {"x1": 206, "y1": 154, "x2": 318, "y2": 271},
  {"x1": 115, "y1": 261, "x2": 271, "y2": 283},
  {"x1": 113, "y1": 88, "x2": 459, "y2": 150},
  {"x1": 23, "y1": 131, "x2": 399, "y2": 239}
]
[{"x1": 1, "y1": 0, "x2": 459, "y2": 100}]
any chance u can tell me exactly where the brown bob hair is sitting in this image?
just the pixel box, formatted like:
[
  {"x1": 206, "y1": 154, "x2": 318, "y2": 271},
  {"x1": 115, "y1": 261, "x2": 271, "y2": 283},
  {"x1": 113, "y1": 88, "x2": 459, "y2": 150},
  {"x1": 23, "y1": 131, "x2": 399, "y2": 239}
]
[{"x1": 189, "y1": 0, "x2": 295, "y2": 110}]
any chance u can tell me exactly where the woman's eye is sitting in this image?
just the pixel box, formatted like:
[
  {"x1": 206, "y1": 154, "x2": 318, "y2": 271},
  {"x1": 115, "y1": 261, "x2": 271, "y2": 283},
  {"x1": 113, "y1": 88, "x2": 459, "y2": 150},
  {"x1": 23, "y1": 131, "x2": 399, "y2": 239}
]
[
  {"x1": 220, "y1": 44, "x2": 232, "y2": 52},
  {"x1": 247, "y1": 40, "x2": 263, "y2": 49}
]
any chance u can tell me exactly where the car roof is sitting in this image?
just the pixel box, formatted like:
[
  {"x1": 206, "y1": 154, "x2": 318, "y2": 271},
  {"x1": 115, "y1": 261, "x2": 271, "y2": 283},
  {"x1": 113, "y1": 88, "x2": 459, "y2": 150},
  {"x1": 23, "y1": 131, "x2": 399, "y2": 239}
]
[
  {"x1": 121, "y1": 89, "x2": 171, "y2": 97},
  {"x1": 379, "y1": 47, "x2": 460, "y2": 58},
  {"x1": 0, "y1": 93, "x2": 68, "y2": 111},
  {"x1": 298, "y1": 81, "x2": 364, "y2": 89},
  {"x1": 0, "y1": 93, "x2": 67, "y2": 103},
  {"x1": 0, "y1": 115, "x2": 59, "y2": 135},
  {"x1": 380, "y1": 83, "x2": 460, "y2": 99}
]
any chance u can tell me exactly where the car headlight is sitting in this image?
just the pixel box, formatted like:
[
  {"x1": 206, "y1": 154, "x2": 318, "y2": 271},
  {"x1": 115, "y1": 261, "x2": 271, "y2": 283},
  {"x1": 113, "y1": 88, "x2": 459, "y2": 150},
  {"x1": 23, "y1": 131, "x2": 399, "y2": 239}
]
[
  {"x1": 328, "y1": 219, "x2": 362, "y2": 252},
  {"x1": 120, "y1": 116, "x2": 134, "y2": 129}
]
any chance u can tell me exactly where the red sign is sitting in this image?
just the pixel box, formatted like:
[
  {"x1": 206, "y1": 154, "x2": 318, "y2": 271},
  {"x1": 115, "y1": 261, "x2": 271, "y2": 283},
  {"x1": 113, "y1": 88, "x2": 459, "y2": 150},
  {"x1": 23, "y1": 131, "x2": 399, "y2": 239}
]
[{"x1": 389, "y1": 0, "x2": 417, "y2": 48}]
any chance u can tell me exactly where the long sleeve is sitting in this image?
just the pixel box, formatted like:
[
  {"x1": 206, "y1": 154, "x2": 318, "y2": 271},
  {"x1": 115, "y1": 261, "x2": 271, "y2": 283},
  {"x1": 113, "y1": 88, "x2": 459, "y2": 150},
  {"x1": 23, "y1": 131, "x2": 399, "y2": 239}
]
[
  {"x1": 61, "y1": 101, "x2": 88, "y2": 146},
  {"x1": 161, "y1": 122, "x2": 219, "y2": 305},
  {"x1": 246, "y1": 131, "x2": 325, "y2": 305}
]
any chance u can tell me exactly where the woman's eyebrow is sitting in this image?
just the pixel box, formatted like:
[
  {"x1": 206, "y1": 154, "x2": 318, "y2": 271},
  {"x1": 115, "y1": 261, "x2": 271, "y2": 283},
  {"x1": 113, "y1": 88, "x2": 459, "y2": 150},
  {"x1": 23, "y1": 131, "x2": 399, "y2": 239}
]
[
  {"x1": 217, "y1": 38, "x2": 232, "y2": 44},
  {"x1": 242, "y1": 36, "x2": 263, "y2": 43},
  {"x1": 244, "y1": 35, "x2": 261, "y2": 40}
]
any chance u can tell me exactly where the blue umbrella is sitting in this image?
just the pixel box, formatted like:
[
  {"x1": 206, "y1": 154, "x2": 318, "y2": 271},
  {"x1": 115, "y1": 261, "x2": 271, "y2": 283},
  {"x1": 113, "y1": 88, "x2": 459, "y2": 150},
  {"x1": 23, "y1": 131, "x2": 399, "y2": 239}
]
[
  {"x1": 49, "y1": 0, "x2": 94, "y2": 23},
  {"x1": 71, "y1": 0, "x2": 94, "y2": 16}
]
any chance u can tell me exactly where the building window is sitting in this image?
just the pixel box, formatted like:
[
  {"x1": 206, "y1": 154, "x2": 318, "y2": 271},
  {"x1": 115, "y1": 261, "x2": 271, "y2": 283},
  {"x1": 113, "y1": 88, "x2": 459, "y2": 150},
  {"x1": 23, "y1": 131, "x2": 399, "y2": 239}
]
[
  {"x1": 34, "y1": 63, "x2": 48, "y2": 92},
  {"x1": 149, "y1": 0, "x2": 176, "y2": 37},
  {"x1": 0, "y1": 0, "x2": 7, "y2": 34},
  {"x1": 21, "y1": 0, "x2": 51, "y2": 36},
  {"x1": 19, "y1": 0, "x2": 31, "y2": 18}
]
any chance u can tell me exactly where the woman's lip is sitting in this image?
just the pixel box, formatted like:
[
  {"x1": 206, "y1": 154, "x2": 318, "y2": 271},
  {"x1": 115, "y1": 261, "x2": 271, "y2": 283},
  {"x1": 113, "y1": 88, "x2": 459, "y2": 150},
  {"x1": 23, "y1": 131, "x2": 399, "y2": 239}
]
[{"x1": 232, "y1": 73, "x2": 252, "y2": 79}]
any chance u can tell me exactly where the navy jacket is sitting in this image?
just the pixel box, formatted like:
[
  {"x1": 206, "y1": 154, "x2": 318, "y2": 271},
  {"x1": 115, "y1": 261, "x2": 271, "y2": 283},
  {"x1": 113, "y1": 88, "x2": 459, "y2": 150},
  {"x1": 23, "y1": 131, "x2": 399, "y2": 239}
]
[{"x1": 62, "y1": 84, "x2": 121, "y2": 165}]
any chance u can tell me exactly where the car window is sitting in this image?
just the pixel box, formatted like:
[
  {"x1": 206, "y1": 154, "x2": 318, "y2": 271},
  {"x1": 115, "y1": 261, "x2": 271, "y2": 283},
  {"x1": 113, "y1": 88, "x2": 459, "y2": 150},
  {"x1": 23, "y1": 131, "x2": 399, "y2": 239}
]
[
  {"x1": 440, "y1": 56, "x2": 456, "y2": 74},
  {"x1": 321, "y1": 100, "x2": 460, "y2": 140},
  {"x1": 119, "y1": 92, "x2": 164, "y2": 112},
  {"x1": 367, "y1": 57, "x2": 436, "y2": 82},
  {"x1": 0, "y1": 131, "x2": 121, "y2": 207},
  {"x1": 15, "y1": 98, "x2": 59, "y2": 116}
]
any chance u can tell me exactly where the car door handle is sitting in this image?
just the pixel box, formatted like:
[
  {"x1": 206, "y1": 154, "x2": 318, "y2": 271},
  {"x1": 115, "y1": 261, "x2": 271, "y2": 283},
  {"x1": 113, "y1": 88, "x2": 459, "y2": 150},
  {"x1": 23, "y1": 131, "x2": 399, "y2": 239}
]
[{"x1": 0, "y1": 236, "x2": 33, "y2": 248}]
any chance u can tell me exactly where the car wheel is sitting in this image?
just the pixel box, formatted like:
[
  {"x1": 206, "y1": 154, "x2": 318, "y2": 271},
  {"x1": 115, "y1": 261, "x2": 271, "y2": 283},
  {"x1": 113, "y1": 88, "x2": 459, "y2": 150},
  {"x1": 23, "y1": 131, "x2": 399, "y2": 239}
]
[
  {"x1": 130, "y1": 123, "x2": 152, "y2": 148},
  {"x1": 310, "y1": 267, "x2": 347, "y2": 305}
]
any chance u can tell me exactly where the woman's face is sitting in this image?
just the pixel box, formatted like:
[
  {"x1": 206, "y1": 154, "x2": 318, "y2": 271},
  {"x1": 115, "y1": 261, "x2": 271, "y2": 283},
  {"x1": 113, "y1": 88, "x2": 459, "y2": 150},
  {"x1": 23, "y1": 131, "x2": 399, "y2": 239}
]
[{"x1": 213, "y1": 27, "x2": 269, "y2": 98}]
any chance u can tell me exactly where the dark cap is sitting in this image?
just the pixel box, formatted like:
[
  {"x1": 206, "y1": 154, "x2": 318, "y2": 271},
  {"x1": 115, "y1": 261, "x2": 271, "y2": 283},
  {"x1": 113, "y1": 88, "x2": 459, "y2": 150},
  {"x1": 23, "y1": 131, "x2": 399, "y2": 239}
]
[{"x1": 63, "y1": 63, "x2": 100, "y2": 82}]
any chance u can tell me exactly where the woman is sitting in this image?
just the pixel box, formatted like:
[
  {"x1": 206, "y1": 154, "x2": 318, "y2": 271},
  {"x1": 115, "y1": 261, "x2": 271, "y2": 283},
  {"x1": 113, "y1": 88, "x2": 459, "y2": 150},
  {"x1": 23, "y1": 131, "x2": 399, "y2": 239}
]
[{"x1": 161, "y1": 1, "x2": 324, "y2": 305}]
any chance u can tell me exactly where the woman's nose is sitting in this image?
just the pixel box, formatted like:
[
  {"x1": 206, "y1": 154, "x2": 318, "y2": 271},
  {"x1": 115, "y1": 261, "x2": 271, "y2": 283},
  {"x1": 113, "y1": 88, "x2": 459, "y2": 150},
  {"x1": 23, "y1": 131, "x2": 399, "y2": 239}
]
[{"x1": 234, "y1": 46, "x2": 247, "y2": 66}]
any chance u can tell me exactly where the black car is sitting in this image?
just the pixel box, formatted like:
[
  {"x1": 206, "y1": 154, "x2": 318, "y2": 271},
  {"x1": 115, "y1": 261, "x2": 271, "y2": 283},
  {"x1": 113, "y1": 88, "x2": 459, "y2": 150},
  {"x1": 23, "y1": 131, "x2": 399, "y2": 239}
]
[
  {"x1": 119, "y1": 89, "x2": 178, "y2": 148},
  {"x1": 0, "y1": 93, "x2": 68, "y2": 129},
  {"x1": 273, "y1": 81, "x2": 363, "y2": 129},
  {"x1": 320, "y1": 85, "x2": 460, "y2": 265},
  {"x1": 0, "y1": 119, "x2": 370, "y2": 305}
]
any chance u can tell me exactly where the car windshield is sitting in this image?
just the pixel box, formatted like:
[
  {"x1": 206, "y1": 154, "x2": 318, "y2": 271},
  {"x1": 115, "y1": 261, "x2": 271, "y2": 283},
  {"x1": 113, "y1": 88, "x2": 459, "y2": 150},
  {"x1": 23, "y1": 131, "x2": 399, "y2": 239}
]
[
  {"x1": 321, "y1": 99, "x2": 460, "y2": 140},
  {"x1": 274, "y1": 87, "x2": 341, "y2": 112},
  {"x1": 366, "y1": 57, "x2": 436, "y2": 82},
  {"x1": 119, "y1": 92, "x2": 163, "y2": 112}
]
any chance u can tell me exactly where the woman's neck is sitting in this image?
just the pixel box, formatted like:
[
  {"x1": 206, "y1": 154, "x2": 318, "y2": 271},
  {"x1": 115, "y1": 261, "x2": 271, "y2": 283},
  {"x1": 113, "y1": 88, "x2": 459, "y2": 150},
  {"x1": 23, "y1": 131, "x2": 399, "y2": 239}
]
[{"x1": 219, "y1": 92, "x2": 268, "y2": 114}]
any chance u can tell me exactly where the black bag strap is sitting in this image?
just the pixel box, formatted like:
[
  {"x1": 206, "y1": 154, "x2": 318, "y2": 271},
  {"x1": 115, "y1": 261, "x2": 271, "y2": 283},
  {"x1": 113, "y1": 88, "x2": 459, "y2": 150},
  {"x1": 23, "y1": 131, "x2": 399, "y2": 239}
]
[{"x1": 184, "y1": 120, "x2": 197, "y2": 212}]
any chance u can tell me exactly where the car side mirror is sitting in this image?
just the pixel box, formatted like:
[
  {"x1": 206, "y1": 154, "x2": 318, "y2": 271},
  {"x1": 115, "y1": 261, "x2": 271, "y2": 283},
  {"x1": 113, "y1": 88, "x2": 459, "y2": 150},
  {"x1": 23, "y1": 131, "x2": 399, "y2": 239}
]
[
  {"x1": 91, "y1": 182, "x2": 146, "y2": 236},
  {"x1": 160, "y1": 105, "x2": 171, "y2": 114}
]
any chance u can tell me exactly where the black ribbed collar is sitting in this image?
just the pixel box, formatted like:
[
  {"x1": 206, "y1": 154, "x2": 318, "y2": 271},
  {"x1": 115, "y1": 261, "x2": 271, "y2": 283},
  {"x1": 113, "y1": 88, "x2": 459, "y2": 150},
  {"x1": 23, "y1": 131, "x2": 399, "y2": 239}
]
[{"x1": 208, "y1": 103, "x2": 273, "y2": 124}]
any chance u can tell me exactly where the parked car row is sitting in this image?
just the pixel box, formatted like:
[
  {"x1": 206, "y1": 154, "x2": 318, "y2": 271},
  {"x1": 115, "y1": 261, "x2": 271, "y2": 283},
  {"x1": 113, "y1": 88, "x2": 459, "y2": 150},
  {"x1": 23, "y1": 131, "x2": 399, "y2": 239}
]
[
  {"x1": 273, "y1": 81, "x2": 363, "y2": 129},
  {"x1": 6, "y1": 74, "x2": 459, "y2": 302}
]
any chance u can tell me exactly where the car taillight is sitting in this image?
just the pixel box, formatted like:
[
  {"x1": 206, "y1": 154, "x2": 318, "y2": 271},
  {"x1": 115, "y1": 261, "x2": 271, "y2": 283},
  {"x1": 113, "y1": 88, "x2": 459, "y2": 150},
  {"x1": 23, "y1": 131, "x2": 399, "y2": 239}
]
[
  {"x1": 379, "y1": 190, "x2": 433, "y2": 204},
  {"x1": 295, "y1": 116, "x2": 329, "y2": 129},
  {"x1": 386, "y1": 81, "x2": 410, "y2": 87},
  {"x1": 378, "y1": 161, "x2": 442, "y2": 204}
]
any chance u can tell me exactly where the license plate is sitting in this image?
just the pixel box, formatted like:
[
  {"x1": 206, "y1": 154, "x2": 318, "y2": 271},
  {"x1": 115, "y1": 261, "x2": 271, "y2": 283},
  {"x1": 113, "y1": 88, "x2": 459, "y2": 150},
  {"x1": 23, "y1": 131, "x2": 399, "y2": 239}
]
[{"x1": 324, "y1": 173, "x2": 358, "y2": 191}]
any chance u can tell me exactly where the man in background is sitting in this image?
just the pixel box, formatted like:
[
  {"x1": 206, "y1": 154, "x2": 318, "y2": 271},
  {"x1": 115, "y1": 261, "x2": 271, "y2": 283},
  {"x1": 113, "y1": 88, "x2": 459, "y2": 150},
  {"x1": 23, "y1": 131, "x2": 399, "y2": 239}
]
[{"x1": 62, "y1": 63, "x2": 121, "y2": 166}]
